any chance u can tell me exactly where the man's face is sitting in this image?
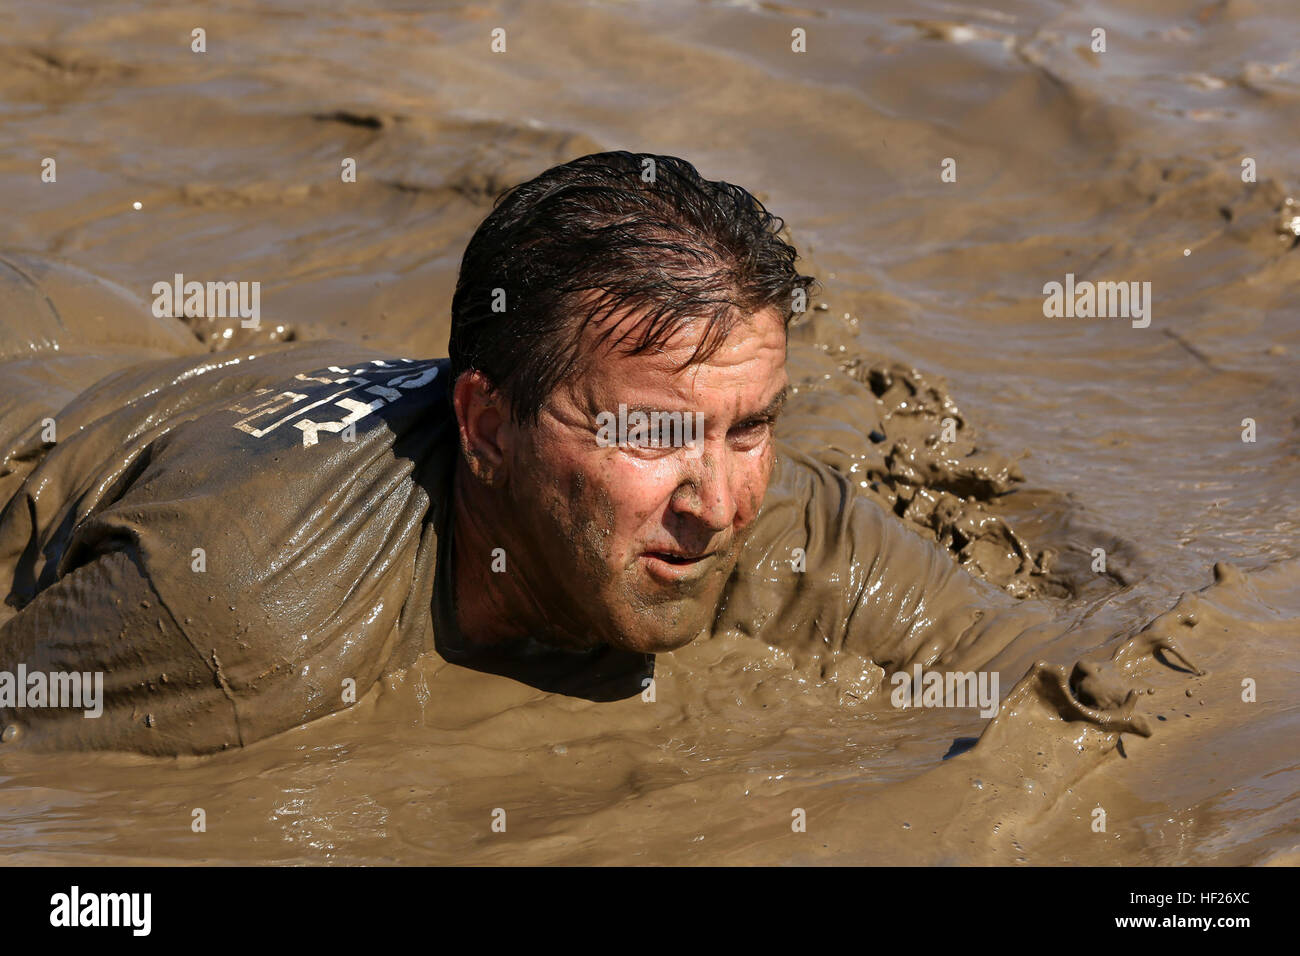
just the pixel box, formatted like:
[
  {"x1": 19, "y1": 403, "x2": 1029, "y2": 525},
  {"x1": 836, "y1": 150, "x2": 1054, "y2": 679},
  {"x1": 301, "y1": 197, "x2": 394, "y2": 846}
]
[{"x1": 500, "y1": 305, "x2": 788, "y2": 654}]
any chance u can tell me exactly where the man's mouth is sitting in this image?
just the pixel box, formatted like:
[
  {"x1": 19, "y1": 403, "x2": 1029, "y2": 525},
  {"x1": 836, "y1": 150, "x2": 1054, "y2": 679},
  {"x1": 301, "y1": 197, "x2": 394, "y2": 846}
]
[
  {"x1": 640, "y1": 548, "x2": 718, "y2": 583},
  {"x1": 645, "y1": 550, "x2": 710, "y2": 565}
]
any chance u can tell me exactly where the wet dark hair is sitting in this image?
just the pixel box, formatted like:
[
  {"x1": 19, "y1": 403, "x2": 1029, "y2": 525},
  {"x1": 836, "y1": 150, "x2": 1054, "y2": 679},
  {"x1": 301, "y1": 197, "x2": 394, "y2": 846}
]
[{"x1": 449, "y1": 151, "x2": 815, "y2": 424}]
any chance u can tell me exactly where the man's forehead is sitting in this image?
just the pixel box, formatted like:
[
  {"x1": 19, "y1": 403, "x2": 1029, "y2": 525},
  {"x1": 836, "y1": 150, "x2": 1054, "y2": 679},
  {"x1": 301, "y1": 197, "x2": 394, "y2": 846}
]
[
  {"x1": 570, "y1": 305, "x2": 786, "y2": 404},
  {"x1": 579, "y1": 299, "x2": 784, "y2": 366}
]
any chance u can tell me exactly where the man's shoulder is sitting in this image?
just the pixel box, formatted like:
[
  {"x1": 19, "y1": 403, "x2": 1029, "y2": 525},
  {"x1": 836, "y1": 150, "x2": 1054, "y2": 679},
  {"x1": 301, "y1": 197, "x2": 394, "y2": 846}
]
[
  {"x1": 70, "y1": 346, "x2": 457, "y2": 507},
  {"x1": 55, "y1": 342, "x2": 446, "y2": 431},
  {"x1": 0, "y1": 344, "x2": 457, "y2": 613},
  {"x1": 117, "y1": 349, "x2": 457, "y2": 547},
  {"x1": 122, "y1": 351, "x2": 453, "y2": 672},
  {"x1": 211, "y1": 353, "x2": 452, "y2": 453}
]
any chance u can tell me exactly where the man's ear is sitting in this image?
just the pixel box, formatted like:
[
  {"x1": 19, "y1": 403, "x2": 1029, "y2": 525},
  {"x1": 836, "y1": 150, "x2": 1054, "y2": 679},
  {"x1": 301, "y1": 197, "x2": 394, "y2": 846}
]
[{"x1": 453, "y1": 370, "x2": 508, "y2": 485}]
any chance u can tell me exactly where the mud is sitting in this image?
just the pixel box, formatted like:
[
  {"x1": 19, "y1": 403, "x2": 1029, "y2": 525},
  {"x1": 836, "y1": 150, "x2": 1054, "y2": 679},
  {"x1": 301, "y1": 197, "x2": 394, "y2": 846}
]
[{"x1": 0, "y1": 0, "x2": 1296, "y2": 865}]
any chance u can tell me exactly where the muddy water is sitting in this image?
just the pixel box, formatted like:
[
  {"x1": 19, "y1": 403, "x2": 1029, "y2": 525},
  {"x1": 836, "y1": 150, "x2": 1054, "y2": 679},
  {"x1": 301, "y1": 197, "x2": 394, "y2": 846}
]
[{"x1": 0, "y1": 0, "x2": 1297, "y2": 864}]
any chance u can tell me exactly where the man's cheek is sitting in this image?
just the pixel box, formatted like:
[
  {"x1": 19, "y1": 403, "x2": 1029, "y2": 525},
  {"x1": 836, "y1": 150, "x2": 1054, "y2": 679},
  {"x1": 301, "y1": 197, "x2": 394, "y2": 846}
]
[
  {"x1": 602, "y1": 462, "x2": 673, "y2": 519},
  {"x1": 607, "y1": 506, "x2": 657, "y2": 566},
  {"x1": 737, "y1": 458, "x2": 773, "y2": 523}
]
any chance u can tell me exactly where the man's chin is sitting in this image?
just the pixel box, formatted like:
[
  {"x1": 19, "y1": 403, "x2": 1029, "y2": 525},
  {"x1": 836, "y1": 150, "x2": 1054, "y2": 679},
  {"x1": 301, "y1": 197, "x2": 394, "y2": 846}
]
[
  {"x1": 582, "y1": 571, "x2": 732, "y2": 653},
  {"x1": 606, "y1": 626, "x2": 705, "y2": 655}
]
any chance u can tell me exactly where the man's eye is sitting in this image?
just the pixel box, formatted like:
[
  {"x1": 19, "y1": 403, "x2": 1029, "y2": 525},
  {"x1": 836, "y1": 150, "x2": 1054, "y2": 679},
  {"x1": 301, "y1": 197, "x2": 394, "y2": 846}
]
[
  {"x1": 627, "y1": 427, "x2": 667, "y2": 448},
  {"x1": 622, "y1": 429, "x2": 680, "y2": 453},
  {"x1": 730, "y1": 418, "x2": 774, "y2": 440}
]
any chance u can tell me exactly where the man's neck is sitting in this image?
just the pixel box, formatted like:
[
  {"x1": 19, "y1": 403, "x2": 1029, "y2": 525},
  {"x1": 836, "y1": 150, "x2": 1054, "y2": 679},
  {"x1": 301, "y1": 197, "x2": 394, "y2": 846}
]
[
  {"x1": 451, "y1": 457, "x2": 595, "y2": 650},
  {"x1": 448, "y1": 459, "x2": 516, "y2": 647}
]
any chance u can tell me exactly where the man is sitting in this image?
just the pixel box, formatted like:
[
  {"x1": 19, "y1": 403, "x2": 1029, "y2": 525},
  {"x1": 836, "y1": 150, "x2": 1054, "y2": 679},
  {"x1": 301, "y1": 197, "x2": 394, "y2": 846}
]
[{"x1": 0, "y1": 152, "x2": 1062, "y2": 755}]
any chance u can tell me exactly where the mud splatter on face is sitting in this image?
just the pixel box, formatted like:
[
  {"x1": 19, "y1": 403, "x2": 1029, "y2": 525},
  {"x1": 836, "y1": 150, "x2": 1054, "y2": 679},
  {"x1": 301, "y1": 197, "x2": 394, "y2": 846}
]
[{"x1": 472, "y1": 304, "x2": 788, "y2": 654}]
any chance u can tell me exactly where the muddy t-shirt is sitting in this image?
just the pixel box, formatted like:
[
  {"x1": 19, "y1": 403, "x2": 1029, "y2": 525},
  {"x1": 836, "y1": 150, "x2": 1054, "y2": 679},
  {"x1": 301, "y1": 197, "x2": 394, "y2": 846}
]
[
  {"x1": 0, "y1": 340, "x2": 1051, "y2": 756},
  {"x1": 716, "y1": 444, "x2": 1054, "y2": 682},
  {"x1": 0, "y1": 342, "x2": 456, "y2": 754}
]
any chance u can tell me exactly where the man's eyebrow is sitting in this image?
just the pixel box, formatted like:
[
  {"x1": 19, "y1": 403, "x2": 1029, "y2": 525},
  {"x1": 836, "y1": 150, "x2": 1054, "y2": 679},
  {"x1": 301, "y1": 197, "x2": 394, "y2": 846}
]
[
  {"x1": 750, "y1": 385, "x2": 790, "y2": 421},
  {"x1": 618, "y1": 402, "x2": 679, "y2": 415},
  {"x1": 609, "y1": 386, "x2": 790, "y2": 420}
]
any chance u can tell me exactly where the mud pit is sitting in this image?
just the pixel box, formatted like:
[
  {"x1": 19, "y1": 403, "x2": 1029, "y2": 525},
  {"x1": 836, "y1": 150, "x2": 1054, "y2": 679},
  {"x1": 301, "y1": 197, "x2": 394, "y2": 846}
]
[{"x1": 0, "y1": 0, "x2": 1297, "y2": 865}]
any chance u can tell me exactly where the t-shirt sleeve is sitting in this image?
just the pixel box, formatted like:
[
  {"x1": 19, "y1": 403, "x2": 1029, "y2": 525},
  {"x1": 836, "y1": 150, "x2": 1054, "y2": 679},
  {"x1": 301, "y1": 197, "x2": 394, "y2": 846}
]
[{"x1": 718, "y1": 448, "x2": 1063, "y2": 675}]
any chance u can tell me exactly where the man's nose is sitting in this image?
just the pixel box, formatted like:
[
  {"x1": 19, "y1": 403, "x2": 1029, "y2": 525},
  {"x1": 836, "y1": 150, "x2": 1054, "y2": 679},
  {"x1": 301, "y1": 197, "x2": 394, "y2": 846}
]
[{"x1": 669, "y1": 449, "x2": 737, "y2": 532}]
